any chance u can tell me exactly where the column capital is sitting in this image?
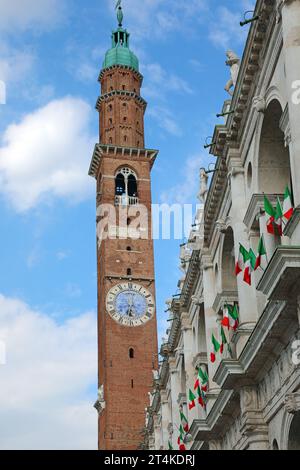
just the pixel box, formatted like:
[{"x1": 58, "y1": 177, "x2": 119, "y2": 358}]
[
  {"x1": 201, "y1": 254, "x2": 213, "y2": 271},
  {"x1": 168, "y1": 356, "x2": 179, "y2": 374},
  {"x1": 284, "y1": 392, "x2": 300, "y2": 414}
]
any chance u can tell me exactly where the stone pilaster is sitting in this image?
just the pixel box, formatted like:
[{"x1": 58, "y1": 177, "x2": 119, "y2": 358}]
[
  {"x1": 228, "y1": 154, "x2": 258, "y2": 356},
  {"x1": 160, "y1": 390, "x2": 171, "y2": 450},
  {"x1": 169, "y1": 356, "x2": 182, "y2": 448},
  {"x1": 281, "y1": 0, "x2": 300, "y2": 208},
  {"x1": 201, "y1": 254, "x2": 220, "y2": 395},
  {"x1": 240, "y1": 386, "x2": 269, "y2": 450}
]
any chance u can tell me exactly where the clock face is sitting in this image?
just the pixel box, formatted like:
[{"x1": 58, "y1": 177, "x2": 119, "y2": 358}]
[{"x1": 106, "y1": 282, "x2": 155, "y2": 327}]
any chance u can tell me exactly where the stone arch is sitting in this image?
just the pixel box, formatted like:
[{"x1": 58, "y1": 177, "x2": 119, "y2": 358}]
[
  {"x1": 220, "y1": 227, "x2": 237, "y2": 292},
  {"x1": 256, "y1": 99, "x2": 291, "y2": 194},
  {"x1": 281, "y1": 409, "x2": 294, "y2": 450},
  {"x1": 288, "y1": 411, "x2": 300, "y2": 450},
  {"x1": 196, "y1": 303, "x2": 207, "y2": 353}
]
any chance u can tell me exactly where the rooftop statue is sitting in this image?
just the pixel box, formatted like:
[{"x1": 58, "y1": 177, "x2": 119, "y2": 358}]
[
  {"x1": 198, "y1": 168, "x2": 208, "y2": 203},
  {"x1": 115, "y1": 0, "x2": 123, "y2": 27},
  {"x1": 225, "y1": 50, "x2": 240, "y2": 97}
]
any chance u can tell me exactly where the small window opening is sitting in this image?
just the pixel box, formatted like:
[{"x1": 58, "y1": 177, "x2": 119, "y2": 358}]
[
  {"x1": 131, "y1": 379, "x2": 134, "y2": 388},
  {"x1": 129, "y1": 348, "x2": 134, "y2": 359},
  {"x1": 127, "y1": 268, "x2": 132, "y2": 276}
]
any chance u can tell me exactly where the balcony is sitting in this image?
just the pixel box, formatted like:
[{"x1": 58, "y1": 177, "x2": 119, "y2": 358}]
[
  {"x1": 115, "y1": 195, "x2": 139, "y2": 206},
  {"x1": 257, "y1": 246, "x2": 300, "y2": 300}
]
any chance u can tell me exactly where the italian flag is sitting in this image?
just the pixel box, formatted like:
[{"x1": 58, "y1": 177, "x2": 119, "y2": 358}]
[
  {"x1": 168, "y1": 441, "x2": 173, "y2": 450},
  {"x1": 254, "y1": 236, "x2": 267, "y2": 271},
  {"x1": 283, "y1": 186, "x2": 294, "y2": 221},
  {"x1": 220, "y1": 326, "x2": 227, "y2": 354},
  {"x1": 264, "y1": 195, "x2": 276, "y2": 235},
  {"x1": 196, "y1": 386, "x2": 206, "y2": 408},
  {"x1": 210, "y1": 333, "x2": 221, "y2": 363},
  {"x1": 177, "y1": 425, "x2": 186, "y2": 451},
  {"x1": 235, "y1": 244, "x2": 249, "y2": 276},
  {"x1": 222, "y1": 304, "x2": 239, "y2": 331},
  {"x1": 220, "y1": 326, "x2": 233, "y2": 357},
  {"x1": 188, "y1": 389, "x2": 196, "y2": 410},
  {"x1": 194, "y1": 367, "x2": 209, "y2": 393},
  {"x1": 243, "y1": 249, "x2": 256, "y2": 286},
  {"x1": 180, "y1": 409, "x2": 189, "y2": 433},
  {"x1": 274, "y1": 198, "x2": 283, "y2": 236}
]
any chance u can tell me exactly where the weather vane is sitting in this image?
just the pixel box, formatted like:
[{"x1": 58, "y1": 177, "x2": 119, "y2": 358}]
[{"x1": 115, "y1": 0, "x2": 123, "y2": 27}]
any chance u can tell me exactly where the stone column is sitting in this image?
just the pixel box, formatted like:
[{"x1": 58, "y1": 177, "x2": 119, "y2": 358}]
[
  {"x1": 169, "y1": 356, "x2": 181, "y2": 448},
  {"x1": 160, "y1": 390, "x2": 171, "y2": 450},
  {"x1": 281, "y1": 0, "x2": 300, "y2": 207},
  {"x1": 240, "y1": 386, "x2": 269, "y2": 450},
  {"x1": 228, "y1": 156, "x2": 259, "y2": 356},
  {"x1": 201, "y1": 254, "x2": 220, "y2": 396}
]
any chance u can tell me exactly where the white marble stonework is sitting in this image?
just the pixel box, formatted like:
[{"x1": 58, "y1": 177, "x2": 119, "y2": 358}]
[{"x1": 143, "y1": 0, "x2": 300, "y2": 451}]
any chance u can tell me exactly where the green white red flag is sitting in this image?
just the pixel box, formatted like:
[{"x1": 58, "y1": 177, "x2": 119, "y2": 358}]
[
  {"x1": 188, "y1": 389, "x2": 196, "y2": 410},
  {"x1": 274, "y1": 198, "x2": 283, "y2": 236},
  {"x1": 177, "y1": 425, "x2": 186, "y2": 451},
  {"x1": 264, "y1": 195, "x2": 276, "y2": 235},
  {"x1": 220, "y1": 326, "x2": 233, "y2": 357},
  {"x1": 254, "y1": 236, "x2": 267, "y2": 271},
  {"x1": 195, "y1": 385, "x2": 206, "y2": 408},
  {"x1": 194, "y1": 367, "x2": 209, "y2": 393},
  {"x1": 210, "y1": 333, "x2": 221, "y2": 363},
  {"x1": 235, "y1": 244, "x2": 249, "y2": 276},
  {"x1": 283, "y1": 186, "x2": 294, "y2": 221},
  {"x1": 222, "y1": 304, "x2": 239, "y2": 331},
  {"x1": 180, "y1": 409, "x2": 189, "y2": 433},
  {"x1": 243, "y1": 249, "x2": 256, "y2": 286}
]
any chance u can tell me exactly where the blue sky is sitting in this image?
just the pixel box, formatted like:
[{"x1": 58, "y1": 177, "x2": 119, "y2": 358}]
[{"x1": 0, "y1": 0, "x2": 253, "y2": 450}]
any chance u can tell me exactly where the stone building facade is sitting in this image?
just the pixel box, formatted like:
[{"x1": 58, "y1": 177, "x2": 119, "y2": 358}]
[{"x1": 145, "y1": 0, "x2": 300, "y2": 451}]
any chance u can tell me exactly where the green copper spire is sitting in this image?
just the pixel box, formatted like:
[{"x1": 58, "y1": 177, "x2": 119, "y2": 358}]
[{"x1": 102, "y1": 0, "x2": 139, "y2": 72}]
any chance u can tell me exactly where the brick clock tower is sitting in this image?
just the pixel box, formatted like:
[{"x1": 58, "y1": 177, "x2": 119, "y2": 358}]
[{"x1": 89, "y1": 3, "x2": 158, "y2": 450}]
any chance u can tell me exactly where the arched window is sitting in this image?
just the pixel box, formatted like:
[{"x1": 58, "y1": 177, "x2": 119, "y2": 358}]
[
  {"x1": 127, "y1": 268, "x2": 132, "y2": 276},
  {"x1": 128, "y1": 174, "x2": 137, "y2": 197},
  {"x1": 124, "y1": 135, "x2": 127, "y2": 143},
  {"x1": 129, "y1": 348, "x2": 134, "y2": 359},
  {"x1": 258, "y1": 100, "x2": 291, "y2": 194},
  {"x1": 109, "y1": 137, "x2": 113, "y2": 144},
  {"x1": 272, "y1": 439, "x2": 279, "y2": 450},
  {"x1": 109, "y1": 118, "x2": 113, "y2": 126},
  {"x1": 115, "y1": 173, "x2": 126, "y2": 195},
  {"x1": 114, "y1": 168, "x2": 138, "y2": 205},
  {"x1": 126, "y1": 246, "x2": 132, "y2": 251}
]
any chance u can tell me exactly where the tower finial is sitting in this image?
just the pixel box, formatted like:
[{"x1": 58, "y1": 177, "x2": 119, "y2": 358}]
[{"x1": 115, "y1": 0, "x2": 123, "y2": 27}]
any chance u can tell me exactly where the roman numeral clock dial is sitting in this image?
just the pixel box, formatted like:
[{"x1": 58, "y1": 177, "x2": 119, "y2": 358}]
[{"x1": 106, "y1": 283, "x2": 155, "y2": 327}]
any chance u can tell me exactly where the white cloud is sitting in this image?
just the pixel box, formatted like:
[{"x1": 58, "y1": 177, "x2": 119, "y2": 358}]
[
  {"x1": 160, "y1": 154, "x2": 204, "y2": 205},
  {"x1": 106, "y1": 0, "x2": 208, "y2": 40},
  {"x1": 0, "y1": 41, "x2": 35, "y2": 84},
  {"x1": 142, "y1": 63, "x2": 193, "y2": 98},
  {"x1": 0, "y1": 0, "x2": 65, "y2": 32},
  {"x1": 208, "y1": 1, "x2": 255, "y2": 50},
  {"x1": 148, "y1": 106, "x2": 182, "y2": 137},
  {"x1": 0, "y1": 293, "x2": 97, "y2": 450},
  {"x1": 0, "y1": 97, "x2": 96, "y2": 212}
]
